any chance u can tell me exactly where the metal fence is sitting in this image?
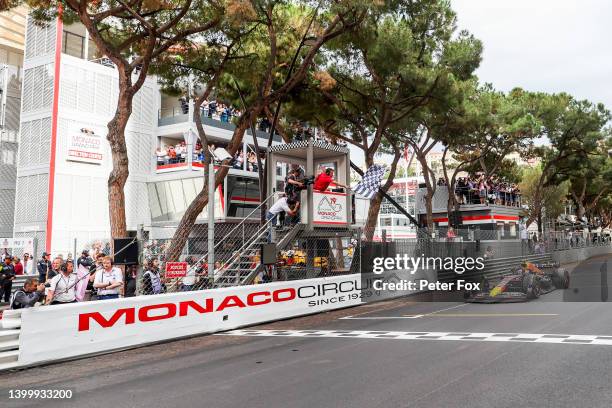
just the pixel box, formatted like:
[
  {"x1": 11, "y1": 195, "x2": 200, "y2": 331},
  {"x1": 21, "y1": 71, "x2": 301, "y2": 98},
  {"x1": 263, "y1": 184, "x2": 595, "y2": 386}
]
[{"x1": 6, "y1": 221, "x2": 610, "y2": 304}]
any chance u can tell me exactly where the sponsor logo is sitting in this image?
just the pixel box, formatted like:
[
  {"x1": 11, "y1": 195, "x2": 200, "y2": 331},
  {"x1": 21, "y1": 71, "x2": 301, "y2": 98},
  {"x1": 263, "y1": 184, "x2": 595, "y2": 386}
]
[{"x1": 77, "y1": 280, "x2": 365, "y2": 332}]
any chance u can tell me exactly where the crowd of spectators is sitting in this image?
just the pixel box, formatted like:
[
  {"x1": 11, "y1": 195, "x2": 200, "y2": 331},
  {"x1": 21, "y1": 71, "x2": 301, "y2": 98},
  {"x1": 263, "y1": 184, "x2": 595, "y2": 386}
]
[
  {"x1": 6, "y1": 246, "x2": 127, "y2": 308},
  {"x1": 141, "y1": 240, "x2": 230, "y2": 294},
  {"x1": 447, "y1": 174, "x2": 521, "y2": 206},
  {"x1": 156, "y1": 139, "x2": 265, "y2": 173},
  {"x1": 200, "y1": 99, "x2": 241, "y2": 123}
]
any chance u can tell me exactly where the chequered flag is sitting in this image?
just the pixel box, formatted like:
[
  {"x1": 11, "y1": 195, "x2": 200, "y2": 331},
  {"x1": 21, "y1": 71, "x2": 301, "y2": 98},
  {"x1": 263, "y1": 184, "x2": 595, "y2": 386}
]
[{"x1": 353, "y1": 164, "x2": 385, "y2": 199}]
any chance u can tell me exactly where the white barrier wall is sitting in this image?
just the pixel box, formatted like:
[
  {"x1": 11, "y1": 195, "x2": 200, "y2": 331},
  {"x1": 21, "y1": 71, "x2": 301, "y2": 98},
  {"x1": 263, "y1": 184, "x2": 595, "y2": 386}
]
[
  {"x1": 552, "y1": 245, "x2": 612, "y2": 265},
  {"x1": 19, "y1": 275, "x2": 364, "y2": 365},
  {"x1": 18, "y1": 265, "x2": 437, "y2": 366}
]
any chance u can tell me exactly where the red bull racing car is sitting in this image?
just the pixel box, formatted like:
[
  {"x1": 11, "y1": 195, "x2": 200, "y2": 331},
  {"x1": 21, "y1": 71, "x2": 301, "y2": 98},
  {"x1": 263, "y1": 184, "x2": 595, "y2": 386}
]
[{"x1": 465, "y1": 262, "x2": 570, "y2": 303}]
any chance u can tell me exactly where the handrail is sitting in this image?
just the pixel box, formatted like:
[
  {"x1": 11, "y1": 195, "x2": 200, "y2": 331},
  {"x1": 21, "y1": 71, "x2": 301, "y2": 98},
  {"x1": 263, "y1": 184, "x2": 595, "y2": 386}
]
[
  {"x1": 214, "y1": 220, "x2": 274, "y2": 283},
  {"x1": 182, "y1": 191, "x2": 277, "y2": 275}
]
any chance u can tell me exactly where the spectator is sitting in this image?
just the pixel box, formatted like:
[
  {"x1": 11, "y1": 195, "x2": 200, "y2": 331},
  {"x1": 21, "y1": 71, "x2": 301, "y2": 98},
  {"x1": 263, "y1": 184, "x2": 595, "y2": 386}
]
[
  {"x1": 47, "y1": 257, "x2": 62, "y2": 282},
  {"x1": 124, "y1": 265, "x2": 138, "y2": 297},
  {"x1": 233, "y1": 150, "x2": 245, "y2": 169},
  {"x1": 446, "y1": 227, "x2": 457, "y2": 241},
  {"x1": 37, "y1": 252, "x2": 52, "y2": 283},
  {"x1": 77, "y1": 249, "x2": 93, "y2": 270},
  {"x1": 520, "y1": 223, "x2": 529, "y2": 253},
  {"x1": 167, "y1": 146, "x2": 177, "y2": 163},
  {"x1": 13, "y1": 256, "x2": 23, "y2": 276},
  {"x1": 93, "y1": 256, "x2": 123, "y2": 300},
  {"x1": 10, "y1": 277, "x2": 45, "y2": 309},
  {"x1": 156, "y1": 146, "x2": 168, "y2": 165},
  {"x1": 46, "y1": 260, "x2": 78, "y2": 305},
  {"x1": 23, "y1": 253, "x2": 34, "y2": 275},
  {"x1": 142, "y1": 258, "x2": 163, "y2": 295},
  {"x1": 484, "y1": 246, "x2": 495, "y2": 259},
  {"x1": 182, "y1": 257, "x2": 197, "y2": 291},
  {"x1": 76, "y1": 250, "x2": 94, "y2": 302},
  {"x1": 86, "y1": 253, "x2": 105, "y2": 301},
  {"x1": 0, "y1": 256, "x2": 15, "y2": 303},
  {"x1": 313, "y1": 168, "x2": 347, "y2": 192}
]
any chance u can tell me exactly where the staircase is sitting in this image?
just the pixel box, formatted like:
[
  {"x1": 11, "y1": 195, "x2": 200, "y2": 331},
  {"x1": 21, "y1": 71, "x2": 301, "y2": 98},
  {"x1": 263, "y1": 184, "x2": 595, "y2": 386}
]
[{"x1": 214, "y1": 223, "x2": 304, "y2": 287}]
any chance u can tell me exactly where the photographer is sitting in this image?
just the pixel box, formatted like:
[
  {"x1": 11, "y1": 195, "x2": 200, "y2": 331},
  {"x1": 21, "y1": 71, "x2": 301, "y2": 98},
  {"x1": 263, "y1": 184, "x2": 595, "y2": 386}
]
[
  {"x1": 284, "y1": 167, "x2": 305, "y2": 201},
  {"x1": 93, "y1": 256, "x2": 123, "y2": 300},
  {"x1": 37, "y1": 252, "x2": 52, "y2": 283},
  {"x1": 77, "y1": 249, "x2": 93, "y2": 270},
  {"x1": 46, "y1": 260, "x2": 78, "y2": 305},
  {"x1": 75, "y1": 249, "x2": 94, "y2": 301},
  {"x1": 10, "y1": 277, "x2": 45, "y2": 309}
]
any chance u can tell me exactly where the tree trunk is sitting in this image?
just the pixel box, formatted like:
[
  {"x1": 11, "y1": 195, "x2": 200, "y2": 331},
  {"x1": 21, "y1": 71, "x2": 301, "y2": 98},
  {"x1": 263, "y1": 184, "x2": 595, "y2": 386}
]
[
  {"x1": 364, "y1": 192, "x2": 383, "y2": 241},
  {"x1": 526, "y1": 175, "x2": 545, "y2": 228},
  {"x1": 537, "y1": 211, "x2": 542, "y2": 234},
  {"x1": 363, "y1": 147, "x2": 401, "y2": 241},
  {"x1": 107, "y1": 85, "x2": 133, "y2": 239},
  {"x1": 417, "y1": 154, "x2": 435, "y2": 230}
]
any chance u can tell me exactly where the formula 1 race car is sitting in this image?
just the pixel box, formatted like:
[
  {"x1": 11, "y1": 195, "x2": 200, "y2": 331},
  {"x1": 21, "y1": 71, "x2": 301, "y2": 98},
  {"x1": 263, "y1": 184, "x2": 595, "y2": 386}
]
[{"x1": 465, "y1": 261, "x2": 570, "y2": 303}]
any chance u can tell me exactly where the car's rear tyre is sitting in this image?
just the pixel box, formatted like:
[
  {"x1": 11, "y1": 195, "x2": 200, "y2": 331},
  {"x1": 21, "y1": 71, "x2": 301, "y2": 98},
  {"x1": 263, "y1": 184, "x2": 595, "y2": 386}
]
[
  {"x1": 523, "y1": 274, "x2": 540, "y2": 299},
  {"x1": 554, "y1": 269, "x2": 570, "y2": 289}
]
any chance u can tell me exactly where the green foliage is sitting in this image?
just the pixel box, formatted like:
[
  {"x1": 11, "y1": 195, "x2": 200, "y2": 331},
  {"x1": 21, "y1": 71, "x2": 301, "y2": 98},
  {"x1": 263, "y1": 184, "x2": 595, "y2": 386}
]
[
  {"x1": 0, "y1": 0, "x2": 22, "y2": 12},
  {"x1": 520, "y1": 165, "x2": 569, "y2": 222}
]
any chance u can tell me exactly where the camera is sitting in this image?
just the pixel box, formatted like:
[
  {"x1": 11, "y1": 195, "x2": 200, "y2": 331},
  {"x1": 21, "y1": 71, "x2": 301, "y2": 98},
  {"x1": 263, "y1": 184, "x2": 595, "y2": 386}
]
[{"x1": 301, "y1": 176, "x2": 315, "y2": 186}]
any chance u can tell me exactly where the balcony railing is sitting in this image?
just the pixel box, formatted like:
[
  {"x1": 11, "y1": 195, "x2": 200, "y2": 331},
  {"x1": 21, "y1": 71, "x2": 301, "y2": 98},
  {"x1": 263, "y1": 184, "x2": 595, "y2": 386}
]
[
  {"x1": 416, "y1": 186, "x2": 522, "y2": 214},
  {"x1": 157, "y1": 108, "x2": 281, "y2": 142}
]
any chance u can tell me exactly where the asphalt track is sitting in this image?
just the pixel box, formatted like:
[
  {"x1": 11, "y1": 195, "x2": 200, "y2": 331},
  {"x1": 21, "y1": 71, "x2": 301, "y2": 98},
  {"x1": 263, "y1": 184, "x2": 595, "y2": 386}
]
[{"x1": 1, "y1": 254, "x2": 611, "y2": 408}]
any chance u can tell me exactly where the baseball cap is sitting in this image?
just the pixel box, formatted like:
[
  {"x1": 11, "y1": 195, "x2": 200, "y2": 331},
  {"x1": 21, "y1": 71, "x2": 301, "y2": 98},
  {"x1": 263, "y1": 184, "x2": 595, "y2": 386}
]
[
  {"x1": 82, "y1": 249, "x2": 89, "y2": 255},
  {"x1": 42, "y1": 251, "x2": 49, "y2": 257}
]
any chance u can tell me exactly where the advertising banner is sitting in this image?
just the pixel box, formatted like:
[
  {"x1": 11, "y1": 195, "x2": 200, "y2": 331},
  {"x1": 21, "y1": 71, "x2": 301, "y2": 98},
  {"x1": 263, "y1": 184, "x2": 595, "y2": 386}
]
[
  {"x1": 18, "y1": 275, "x2": 364, "y2": 365},
  {"x1": 17, "y1": 267, "x2": 438, "y2": 366},
  {"x1": 313, "y1": 191, "x2": 348, "y2": 225},
  {"x1": 165, "y1": 262, "x2": 188, "y2": 278},
  {"x1": 67, "y1": 128, "x2": 103, "y2": 164},
  {"x1": 0, "y1": 237, "x2": 34, "y2": 253}
]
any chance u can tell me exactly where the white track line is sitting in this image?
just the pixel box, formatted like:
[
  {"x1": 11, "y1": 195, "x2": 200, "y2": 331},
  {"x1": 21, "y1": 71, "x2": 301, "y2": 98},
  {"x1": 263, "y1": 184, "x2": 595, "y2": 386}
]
[
  {"x1": 340, "y1": 303, "x2": 468, "y2": 320},
  {"x1": 219, "y1": 329, "x2": 612, "y2": 346}
]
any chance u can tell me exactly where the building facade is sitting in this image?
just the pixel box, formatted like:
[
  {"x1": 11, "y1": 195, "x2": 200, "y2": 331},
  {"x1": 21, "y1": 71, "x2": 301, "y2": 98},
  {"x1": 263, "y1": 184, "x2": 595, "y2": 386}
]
[
  {"x1": 9, "y1": 15, "x2": 281, "y2": 256},
  {"x1": 0, "y1": 7, "x2": 26, "y2": 239}
]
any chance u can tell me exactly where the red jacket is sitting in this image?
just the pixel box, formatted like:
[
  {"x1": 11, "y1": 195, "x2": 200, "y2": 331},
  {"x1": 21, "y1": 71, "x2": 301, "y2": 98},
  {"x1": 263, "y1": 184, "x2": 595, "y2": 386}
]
[
  {"x1": 14, "y1": 262, "x2": 23, "y2": 275},
  {"x1": 313, "y1": 172, "x2": 333, "y2": 192}
]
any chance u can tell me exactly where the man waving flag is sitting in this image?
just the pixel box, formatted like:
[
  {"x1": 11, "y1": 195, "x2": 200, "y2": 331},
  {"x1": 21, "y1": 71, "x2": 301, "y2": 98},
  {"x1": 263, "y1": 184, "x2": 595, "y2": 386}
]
[{"x1": 353, "y1": 164, "x2": 385, "y2": 199}]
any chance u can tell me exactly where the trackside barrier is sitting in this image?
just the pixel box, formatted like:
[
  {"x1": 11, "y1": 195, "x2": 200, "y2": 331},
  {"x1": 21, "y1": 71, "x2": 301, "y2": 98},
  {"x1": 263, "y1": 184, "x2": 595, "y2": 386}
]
[
  {"x1": 5, "y1": 244, "x2": 610, "y2": 370},
  {"x1": 9, "y1": 265, "x2": 436, "y2": 369},
  {"x1": 17, "y1": 274, "x2": 367, "y2": 367}
]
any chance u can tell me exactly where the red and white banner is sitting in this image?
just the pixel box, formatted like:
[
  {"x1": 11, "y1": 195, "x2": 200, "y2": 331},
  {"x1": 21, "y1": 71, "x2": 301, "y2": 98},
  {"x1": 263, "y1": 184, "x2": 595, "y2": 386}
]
[
  {"x1": 313, "y1": 191, "x2": 348, "y2": 225},
  {"x1": 165, "y1": 262, "x2": 188, "y2": 279},
  {"x1": 67, "y1": 129, "x2": 103, "y2": 165},
  {"x1": 18, "y1": 275, "x2": 364, "y2": 365},
  {"x1": 433, "y1": 214, "x2": 519, "y2": 226}
]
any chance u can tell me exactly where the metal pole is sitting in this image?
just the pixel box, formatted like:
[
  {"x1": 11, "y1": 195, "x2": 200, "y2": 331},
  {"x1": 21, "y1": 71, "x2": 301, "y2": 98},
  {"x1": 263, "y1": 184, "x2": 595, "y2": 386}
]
[{"x1": 208, "y1": 163, "x2": 215, "y2": 282}]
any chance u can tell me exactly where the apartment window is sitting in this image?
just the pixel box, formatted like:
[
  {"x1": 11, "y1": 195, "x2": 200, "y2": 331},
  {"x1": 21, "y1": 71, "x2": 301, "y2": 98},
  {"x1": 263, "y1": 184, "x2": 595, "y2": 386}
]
[{"x1": 63, "y1": 31, "x2": 85, "y2": 59}]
